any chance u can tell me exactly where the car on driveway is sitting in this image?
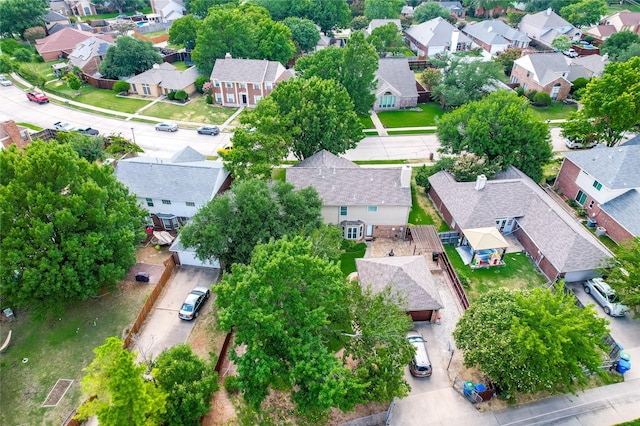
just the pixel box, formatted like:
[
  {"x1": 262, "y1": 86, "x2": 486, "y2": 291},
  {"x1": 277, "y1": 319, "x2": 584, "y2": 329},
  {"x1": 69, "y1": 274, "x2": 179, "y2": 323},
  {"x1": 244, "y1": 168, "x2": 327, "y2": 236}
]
[
  {"x1": 0, "y1": 75, "x2": 12, "y2": 86},
  {"x1": 407, "y1": 330, "x2": 432, "y2": 377},
  {"x1": 584, "y1": 278, "x2": 629, "y2": 317},
  {"x1": 76, "y1": 127, "x2": 99, "y2": 136},
  {"x1": 563, "y1": 49, "x2": 578, "y2": 58},
  {"x1": 197, "y1": 125, "x2": 220, "y2": 135},
  {"x1": 565, "y1": 138, "x2": 598, "y2": 149},
  {"x1": 54, "y1": 121, "x2": 76, "y2": 132},
  {"x1": 155, "y1": 122, "x2": 179, "y2": 132},
  {"x1": 178, "y1": 286, "x2": 210, "y2": 320}
]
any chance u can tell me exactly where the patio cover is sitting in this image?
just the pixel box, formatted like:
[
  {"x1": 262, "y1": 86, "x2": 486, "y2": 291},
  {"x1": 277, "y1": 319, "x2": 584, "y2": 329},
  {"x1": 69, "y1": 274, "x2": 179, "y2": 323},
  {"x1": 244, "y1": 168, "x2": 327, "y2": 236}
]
[{"x1": 462, "y1": 227, "x2": 509, "y2": 251}]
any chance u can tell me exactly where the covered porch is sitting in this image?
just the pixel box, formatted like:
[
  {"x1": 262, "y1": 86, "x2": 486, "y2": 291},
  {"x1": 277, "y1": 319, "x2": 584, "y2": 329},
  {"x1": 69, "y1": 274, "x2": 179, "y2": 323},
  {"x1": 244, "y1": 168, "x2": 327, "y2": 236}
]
[{"x1": 456, "y1": 227, "x2": 508, "y2": 268}]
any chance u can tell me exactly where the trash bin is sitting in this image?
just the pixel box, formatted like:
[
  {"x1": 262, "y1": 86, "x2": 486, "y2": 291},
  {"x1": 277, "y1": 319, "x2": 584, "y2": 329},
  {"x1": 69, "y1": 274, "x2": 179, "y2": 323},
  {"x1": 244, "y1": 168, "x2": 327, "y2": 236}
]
[
  {"x1": 475, "y1": 383, "x2": 487, "y2": 392},
  {"x1": 463, "y1": 381, "x2": 474, "y2": 396},
  {"x1": 432, "y1": 252, "x2": 439, "y2": 262},
  {"x1": 617, "y1": 351, "x2": 631, "y2": 375},
  {"x1": 135, "y1": 272, "x2": 150, "y2": 283}
]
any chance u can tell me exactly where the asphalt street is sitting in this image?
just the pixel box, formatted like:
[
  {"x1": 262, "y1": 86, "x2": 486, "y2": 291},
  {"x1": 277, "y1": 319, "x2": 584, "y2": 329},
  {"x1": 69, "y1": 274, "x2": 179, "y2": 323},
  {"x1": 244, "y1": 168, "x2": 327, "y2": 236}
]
[{"x1": 0, "y1": 83, "x2": 569, "y2": 160}]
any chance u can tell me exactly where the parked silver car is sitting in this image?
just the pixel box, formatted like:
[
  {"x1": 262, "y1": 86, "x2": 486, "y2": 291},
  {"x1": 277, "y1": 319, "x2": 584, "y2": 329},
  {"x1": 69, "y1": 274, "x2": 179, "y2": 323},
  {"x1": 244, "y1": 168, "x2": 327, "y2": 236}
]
[
  {"x1": 584, "y1": 278, "x2": 629, "y2": 317},
  {"x1": 155, "y1": 122, "x2": 179, "y2": 132},
  {"x1": 178, "y1": 286, "x2": 210, "y2": 320},
  {"x1": 407, "y1": 330, "x2": 432, "y2": 377}
]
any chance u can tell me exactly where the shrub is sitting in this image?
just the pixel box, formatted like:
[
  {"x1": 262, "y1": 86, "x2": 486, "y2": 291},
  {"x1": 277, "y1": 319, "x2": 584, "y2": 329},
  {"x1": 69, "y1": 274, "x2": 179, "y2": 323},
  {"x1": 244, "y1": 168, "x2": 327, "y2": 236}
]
[
  {"x1": 583, "y1": 35, "x2": 594, "y2": 44},
  {"x1": 17, "y1": 64, "x2": 45, "y2": 87},
  {"x1": 545, "y1": 175, "x2": 556, "y2": 185},
  {"x1": 23, "y1": 27, "x2": 46, "y2": 43},
  {"x1": 112, "y1": 80, "x2": 130, "y2": 94},
  {"x1": 0, "y1": 54, "x2": 15, "y2": 73},
  {"x1": 532, "y1": 92, "x2": 552, "y2": 107},
  {"x1": 67, "y1": 73, "x2": 82, "y2": 91},
  {"x1": 415, "y1": 165, "x2": 433, "y2": 190},
  {"x1": 13, "y1": 48, "x2": 33, "y2": 63},
  {"x1": 195, "y1": 75, "x2": 209, "y2": 93},
  {"x1": 34, "y1": 55, "x2": 44, "y2": 63},
  {"x1": 571, "y1": 77, "x2": 589, "y2": 93},
  {"x1": 174, "y1": 89, "x2": 188, "y2": 102},
  {"x1": 514, "y1": 86, "x2": 525, "y2": 97},
  {"x1": 166, "y1": 91, "x2": 176, "y2": 100},
  {"x1": 0, "y1": 39, "x2": 23, "y2": 56},
  {"x1": 340, "y1": 239, "x2": 358, "y2": 251},
  {"x1": 525, "y1": 90, "x2": 538, "y2": 102},
  {"x1": 206, "y1": 94, "x2": 213, "y2": 104},
  {"x1": 224, "y1": 376, "x2": 241, "y2": 394}
]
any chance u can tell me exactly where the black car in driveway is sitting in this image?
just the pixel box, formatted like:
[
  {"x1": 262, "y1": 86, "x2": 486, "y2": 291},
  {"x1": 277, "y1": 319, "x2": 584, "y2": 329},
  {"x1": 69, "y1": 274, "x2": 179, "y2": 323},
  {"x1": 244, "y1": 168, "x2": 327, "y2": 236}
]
[
  {"x1": 197, "y1": 125, "x2": 220, "y2": 135},
  {"x1": 178, "y1": 286, "x2": 210, "y2": 320},
  {"x1": 77, "y1": 127, "x2": 100, "y2": 136}
]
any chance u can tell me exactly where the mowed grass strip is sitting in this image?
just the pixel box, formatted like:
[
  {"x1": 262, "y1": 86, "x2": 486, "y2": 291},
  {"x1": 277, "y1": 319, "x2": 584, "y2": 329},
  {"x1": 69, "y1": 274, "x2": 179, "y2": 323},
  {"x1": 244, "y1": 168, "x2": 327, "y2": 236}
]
[
  {"x1": 528, "y1": 102, "x2": 578, "y2": 120},
  {"x1": 45, "y1": 81, "x2": 151, "y2": 114},
  {"x1": 377, "y1": 103, "x2": 445, "y2": 128},
  {"x1": 142, "y1": 96, "x2": 236, "y2": 124}
]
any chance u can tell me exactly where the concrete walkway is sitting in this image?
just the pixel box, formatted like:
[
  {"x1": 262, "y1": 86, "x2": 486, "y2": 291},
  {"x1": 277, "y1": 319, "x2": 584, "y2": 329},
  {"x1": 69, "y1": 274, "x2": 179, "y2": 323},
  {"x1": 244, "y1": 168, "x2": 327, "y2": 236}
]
[{"x1": 369, "y1": 110, "x2": 388, "y2": 136}]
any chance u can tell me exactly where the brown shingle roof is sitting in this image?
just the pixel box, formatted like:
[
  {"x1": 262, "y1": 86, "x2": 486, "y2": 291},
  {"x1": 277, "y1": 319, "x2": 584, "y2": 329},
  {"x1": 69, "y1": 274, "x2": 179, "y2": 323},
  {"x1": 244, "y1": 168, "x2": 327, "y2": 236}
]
[{"x1": 35, "y1": 28, "x2": 112, "y2": 55}]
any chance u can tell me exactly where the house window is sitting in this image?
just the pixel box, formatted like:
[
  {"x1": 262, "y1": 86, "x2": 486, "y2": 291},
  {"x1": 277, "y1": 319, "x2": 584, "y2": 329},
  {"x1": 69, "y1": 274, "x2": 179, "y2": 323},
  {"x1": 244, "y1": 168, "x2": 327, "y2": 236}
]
[
  {"x1": 265, "y1": 82, "x2": 273, "y2": 90},
  {"x1": 575, "y1": 190, "x2": 587, "y2": 206},
  {"x1": 511, "y1": 76, "x2": 518, "y2": 84},
  {"x1": 146, "y1": 198, "x2": 154, "y2": 207},
  {"x1": 550, "y1": 83, "x2": 562, "y2": 100},
  {"x1": 162, "y1": 199, "x2": 171, "y2": 205},
  {"x1": 253, "y1": 83, "x2": 260, "y2": 90},
  {"x1": 239, "y1": 83, "x2": 246, "y2": 89},
  {"x1": 21, "y1": 131, "x2": 29, "y2": 141},
  {"x1": 186, "y1": 201, "x2": 195, "y2": 207},
  {"x1": 162, "y1": 216, "x2": 177, "y2": 229},
  {"x1": 522, "y1": 83, "x2": 528, "y2": 90},
  {"x1": 346, "y1": 227, "x2": 358, "y2": 239},
  {"x1": 227, "y1": 93, "x2": 235, "y2": 103},
  {"x1": 340, "y1": 206, "x2": 347, "y2": 216},
  {"x1": 379, "y1": 92, "x2": 396, "y2": 109},
  {"x1": 130, "y1": 84, "x2": 138, "y2": 93},
  {"x1": 225, "y1": 82, "x2": 233, "y2": 88},
  {"x1": 214, "y1": 80, "x2": 220, "y2": 87},
  {"x1": 141, "y1": 83, "x2": 151, "y2": 95},
  {"x1": 254, "y1": 95, "x2": 261, "y2": 103},
  {"x1": 216, "y1": 93, "x2": 222, "y2": 102},
  {"x1": 588, "y1": 200, "x2": 595, "y2": 209},
  {"x1": 592, "y1": 180, "x2": 602, "y2": 191},
  {"x1": 526, "y1": 71, "x2": 530, "y2": 77},
  {"x1": 367, "y1": 206, "x2": 378, "y2": 212}
]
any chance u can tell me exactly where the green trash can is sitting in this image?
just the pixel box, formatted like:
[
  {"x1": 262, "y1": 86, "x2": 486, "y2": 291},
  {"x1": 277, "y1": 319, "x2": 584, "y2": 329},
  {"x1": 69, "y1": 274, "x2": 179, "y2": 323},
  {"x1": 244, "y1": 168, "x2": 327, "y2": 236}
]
[{"x1": 463, "y1": 381, "x2": 474, "y2": 396}]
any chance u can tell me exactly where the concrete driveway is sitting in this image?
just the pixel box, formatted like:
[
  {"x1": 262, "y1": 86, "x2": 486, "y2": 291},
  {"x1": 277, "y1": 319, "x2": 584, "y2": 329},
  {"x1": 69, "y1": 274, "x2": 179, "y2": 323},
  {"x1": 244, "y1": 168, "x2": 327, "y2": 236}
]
[{"x1": 132, "y1": 266, "x2": 219, "y2": 363}]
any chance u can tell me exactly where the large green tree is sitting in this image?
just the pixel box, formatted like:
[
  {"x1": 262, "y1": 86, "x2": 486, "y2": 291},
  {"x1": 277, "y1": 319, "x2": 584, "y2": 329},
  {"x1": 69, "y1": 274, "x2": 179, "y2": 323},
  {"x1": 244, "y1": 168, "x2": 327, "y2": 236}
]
[
  {"x1": 454, "y1": 285, "x2": 609, "y2": 399},
  {"x1": 364, "y1": 0, "x2": 404, "y2": 19},
  {"x1": 56, "y1": 131, "x2": 106, "y2": 163},
  {"x1": 77, "y1": 337, "x2": 167, "y2": 425},
  {"x1": 437, "y1": 90, "x2": 553, "y2": 182},
  {"x1": 179, "y1": 179, "x2": 323, "y2": 269},
  {"x1": 0, "y1": 142, "x2": 146, "y2": 311},
  {"x1": 432, "y1": 56, "x2": 504, "y2": 109},
  {"x1": 602, "y1": 237, "x2": 640, "y2": 315},
  {"x1": 99, "y1": 37, "x2": 162, "y2": 79},
  {"x1": 367, "y1": 22, "x2": 404, "y2": 56},
  {"x1": 600, "y1": 31, "x2": 640, "y2": 62},
  {"x1": 253, "y1": 0, "x2": 350, "y2": 32},
  {"x1": 413, "y1": 2, "x2": 451, "y2": 23},
  {"x1": 216, "y1": 236, "x2": 414, "y2": 417},
  {"x1": 295, "y1": 46, "x2": 345, "y2": 82},
  {"x1": 551, "y1": 35, "x2": 572, "y2": 53},
  {"x1": 188, "y1": 0, "x2": 238, "y2": 17},
  {"x1": 564, "y1": 57, "x2": 640, "y2": 147},
  {"x1": 560, "y1": 0, "x2": 607, "y2": 27},
  {"x1": 153, "y1": 345, "x2": 219, "y2": 426},
  {"x1": 283, "y1": 17, "x2": 321, "y2": 53},
  {"x1": 168, "y1": 15, "x2": 201, "y2": 48},
  {"x1": 341, "y1": 30, "x2": 379, "y2": 114},
  {"x1": 0, "y1": 0, "x2": 48, "y2": 38}
]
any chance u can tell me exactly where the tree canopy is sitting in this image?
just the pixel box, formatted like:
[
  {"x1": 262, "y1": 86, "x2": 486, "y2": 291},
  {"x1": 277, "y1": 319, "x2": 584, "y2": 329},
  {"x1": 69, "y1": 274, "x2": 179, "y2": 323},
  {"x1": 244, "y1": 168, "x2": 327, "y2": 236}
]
[
  {"x1": 77, "y1": 337, "x2": 167, "y2": 425},
  {"x1": 215, "y1": 235, "x2": 414, "y2": 417},
  {"x1": 253, "y1": 0, "x2": 351, "y2": 32},
  {"x1": 454, "y1": 285, "x2": 609, "y2": 399},
  {"x1": 0, "y1": 142, "x2": 146, "y2": 312},
  {"x1": 56, "y1": 132, "x2": 106, "y2": 163},
  {"x1": 413, "y1": 2, "x2": 450, "y2": 23},
  {"x1": 600, "y1": 31, "x2": 640, "y2": 62},
  {"x1": 99, "y1": 36, "x2": 162, "y2": 79},
  {"x1": 364, "y1": 0, "x2": 404, "y2": 19},
  {"x1": 437, "y1": 90, "x2": 553, "y2": 182},
  {"x1": 602, "y1": 237, "x2": 640, "y2": 315},
  {"x1": 168, "y1": 15, "x2": 201, "y2": 48},
  {"x1": 283, "y1": 17, "x2": 321, "y2": 53},
  {"x1": 179, "y1": 179, "x2": 323, "y2": 269},
  {"x1": 367, "y1": 22, "x2": 404, "y2": 56},
  {"x1": 551, "y1": 35, "x2": 572, "y2": 52},
  {"x1": 192, "y1": 3, "x2": 295, "y2": 75},
  {"x1": 0, "y1": 0, "x2": 48, "y2": 38},
  {"x1": 432, "y1": 56, "x2": 504, "y2": 109},
  {"x1": 188, "y1": 0, "x2": 238, "y2": 17},
  {"x1": 153, "y1": 345, "x2": 219, "y2": 426},
  {"x1": 564, "y1": 57, "x2": 640, "y2": 147},
  {"x1": 559, "y1": 0, "x2": 607, "y2": 28}
]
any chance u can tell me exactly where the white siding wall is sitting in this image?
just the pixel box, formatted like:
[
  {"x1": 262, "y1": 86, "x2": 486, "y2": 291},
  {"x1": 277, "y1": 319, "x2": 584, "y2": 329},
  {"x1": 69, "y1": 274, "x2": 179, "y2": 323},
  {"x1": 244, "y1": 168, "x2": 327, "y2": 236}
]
[
  {"x1": 575, "y1": 172, "x2": 631, "y2": 204},
  {"x1": 321, "y1": 205, "x2": 410, "y2": 226},
  {"x1": 139, "y1": 197, "x2": 201, "y2": 218}
]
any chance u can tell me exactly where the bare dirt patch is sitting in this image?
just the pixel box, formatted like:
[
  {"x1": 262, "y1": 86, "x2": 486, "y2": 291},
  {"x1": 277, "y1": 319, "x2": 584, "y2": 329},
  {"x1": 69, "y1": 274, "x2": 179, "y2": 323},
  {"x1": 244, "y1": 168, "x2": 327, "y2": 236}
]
[
  {"x1": 42, "y1": 379, "x2": 73, "y2": 407},
  {"x1": 136, "y1": 244, "x2": 172, "y2": 265}
]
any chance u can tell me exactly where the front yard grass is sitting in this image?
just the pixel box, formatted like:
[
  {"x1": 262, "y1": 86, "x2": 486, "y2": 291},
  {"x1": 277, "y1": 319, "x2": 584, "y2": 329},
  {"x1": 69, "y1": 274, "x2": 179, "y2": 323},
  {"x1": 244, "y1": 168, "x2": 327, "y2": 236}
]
[
  {"x1": 340, "y1": 243, "x2": 367, "y2": 276},
  {"x1": 409, "y1": 169, "x2": 450, "y2": 232},
  {"x1": 360, "y1": 115, "x2": 374, "y2": 129},
  {"x1": 444, "y1": 244, "x2": 549, "y2": 303},
  {"x1": 45, "y1": 81, "x2": 151, "y2": 114},
  {"x1": 0, "y1": 280, "x2": 153, "y2": 426},
  {"x1": 528, "y1": 102, "x2": 578, "y2": 120},
  {"x1": 142, "y1": 96, "x2": 236, "y2": 124},
  {"x1": 376, "y1": 103, "x2": 445, "y2": 128}
]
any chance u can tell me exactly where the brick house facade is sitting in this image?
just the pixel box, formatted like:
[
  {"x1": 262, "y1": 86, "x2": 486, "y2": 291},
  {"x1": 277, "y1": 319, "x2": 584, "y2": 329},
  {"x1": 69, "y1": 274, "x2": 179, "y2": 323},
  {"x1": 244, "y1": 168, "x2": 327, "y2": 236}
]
[{"x1": 510, "y1": 53, "x2": 572, "y2": 100}]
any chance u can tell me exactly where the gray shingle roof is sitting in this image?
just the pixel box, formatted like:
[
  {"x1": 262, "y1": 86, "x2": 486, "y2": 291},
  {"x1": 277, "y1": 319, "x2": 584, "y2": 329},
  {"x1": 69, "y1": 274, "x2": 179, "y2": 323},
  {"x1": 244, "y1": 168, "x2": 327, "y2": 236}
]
[
  {"x1": 287, "y1": 151, "x2": 411, "y2": 207},
  {"x1": 463, "y1": 20, "x2": 530, "y2": 45},
  {"x1": 356, "y1": 256, "x2": 444, "y2": 311},
  {"x1": 563, "y1": 144, "x2": 640, "y2": 189},
  {"x1": 43, "y1": 10, "x2": 69, "y2": 22},
  {"x1": 428, "y1": 167, "x2": 612, "y2": 274},
  {"x1": 210, "y1": 57, "x2": 288, "y2": 83},
  {"x1": 600, "y1": 189, "x2": 640, "y2": 236},
  {"x1": 569, "y1": 54, "x2": 608, "y2": 77},
  {"x1": 514, "y1": 53, "x2": 571, "y2": 86},
  {"x1": 375, "y1": 57, "x2": 419, "y2": 98},
  {"x1": 114, "y1": 147, "x2": 228, "y2": 203},
  {"x1": 295, "y1": 149, "x2": 359, "y2": 169},
  {"x1": 405, "y1": 17, "x2": 471, "y2": 48},
  {"x1": 521, "y1": 9, "x2": 574, "y2": 30},
  {"x1": 127, "y1": 63, "x2": 198, "y2": 91}
]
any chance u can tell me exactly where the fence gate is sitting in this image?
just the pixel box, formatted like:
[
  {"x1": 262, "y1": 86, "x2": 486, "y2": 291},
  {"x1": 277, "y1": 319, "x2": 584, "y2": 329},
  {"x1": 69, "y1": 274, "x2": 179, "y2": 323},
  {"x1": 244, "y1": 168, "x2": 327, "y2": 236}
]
[{"x1": 439, "y1": 231, "x2": 460, "y2": 245}]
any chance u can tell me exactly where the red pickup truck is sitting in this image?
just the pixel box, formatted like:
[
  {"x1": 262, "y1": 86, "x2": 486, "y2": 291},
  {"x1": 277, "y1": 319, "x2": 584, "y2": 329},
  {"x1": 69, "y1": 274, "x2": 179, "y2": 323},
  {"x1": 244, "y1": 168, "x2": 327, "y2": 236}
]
[{"x1": 27, "y1": 92, "x2": 49, "y2": 104}]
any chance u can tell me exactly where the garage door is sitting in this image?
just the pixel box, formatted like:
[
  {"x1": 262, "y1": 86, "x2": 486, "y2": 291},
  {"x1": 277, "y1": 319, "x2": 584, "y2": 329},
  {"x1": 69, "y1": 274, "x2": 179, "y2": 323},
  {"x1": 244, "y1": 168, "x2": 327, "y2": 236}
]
[
  {"x1": 408, "y1": 310, "x2": 433, "y2": 322},
  {"x1": 564, "y1": 270, "x2": 597, "y2": 283},
  {"x1": 175, "y1": 250, "x2": 220, "y2": 268}
]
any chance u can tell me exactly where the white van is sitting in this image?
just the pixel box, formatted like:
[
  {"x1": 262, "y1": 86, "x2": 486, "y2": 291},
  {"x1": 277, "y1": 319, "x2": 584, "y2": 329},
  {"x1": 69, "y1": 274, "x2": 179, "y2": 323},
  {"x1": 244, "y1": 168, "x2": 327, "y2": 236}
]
[{"x1": 407, "y1": 330, "x2": 432, "y2": 377}]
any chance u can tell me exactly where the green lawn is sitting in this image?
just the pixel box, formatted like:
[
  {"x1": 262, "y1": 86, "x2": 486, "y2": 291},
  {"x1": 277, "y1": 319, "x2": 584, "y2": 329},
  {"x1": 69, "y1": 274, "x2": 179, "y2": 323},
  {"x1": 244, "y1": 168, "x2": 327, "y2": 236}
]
[
  {"x1": 528, "y1": 102, "x2": 578, "y2": 120},
  {"x1": 388, "y1": 129, "x2": 437, "y2": 135},
  {"x1": 142, "y1": 96, "x2": 236, "y2": 124},
  {"x1": 0, "y1": 282, "x2": 153, "y2": 425},
  {"x1": 45, "y1": 81, "x2": 151, "y2": 114},
  {"x1": 170, "y1": 61, "x2": 189, "y2": 71},
  {"x1": 271, "y1": 168, "x2": 286, "y2": 182},
  {"x1": 377, "y1": 103, "x2": 445, "y2": 128},
  {"x1": 444, "y1": 244, "x2": 549, "y2": 303},
  {"x1": 582, "y1": 223, "x2": 618, "y2": 252},
  {"x1": 360, "y1": 115, "x2": 374, "y2": 129},
  {"x1": 17, "y1": 122, "x2": 43, "y2": 131},
  {"x1": 607, "y1": 3, "x2": 640, "y2": 13},
  {"x1": 340, "y1": 244, "x2": 367, "y2": 276},
  {"x1": 22, "y1": 60, "x2": 66, "y2": 82}
]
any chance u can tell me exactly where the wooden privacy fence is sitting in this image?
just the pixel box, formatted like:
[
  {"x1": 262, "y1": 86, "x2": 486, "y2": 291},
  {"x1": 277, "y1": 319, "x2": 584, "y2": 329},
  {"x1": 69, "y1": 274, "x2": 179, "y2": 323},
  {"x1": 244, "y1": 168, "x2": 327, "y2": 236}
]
[
  {"x1": 214, "y1": 331, "x2": 234, "y2": 373},
  {"x1": 82, "y1": 73, "x2": 117, "y2": 90},
  {"x1": 122, "y1": 256, "x2": 176, "y2": 349},
  {"x1": 438, "y1": 252, "x2": 470, "y2": 310}
]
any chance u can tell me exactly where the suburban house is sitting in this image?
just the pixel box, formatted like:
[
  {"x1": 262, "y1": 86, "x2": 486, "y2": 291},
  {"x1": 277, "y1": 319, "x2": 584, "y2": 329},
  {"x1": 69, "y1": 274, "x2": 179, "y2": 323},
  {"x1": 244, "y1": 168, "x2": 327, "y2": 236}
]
[
  {"x1": 209, "y1": 54, "x2": 294, "y2": 107},
  {"x1": 567, "y1": 54, "x2": 609, "y2": 79},
  {"x1": 35, "y1": 28, "x2": 112, "y2": 61},
  {"x1": 49, "y1": 1, "x2": 71, "y2": 16},
  {"x1": 127, "y1": 62, "x2": 198, "y2": 97},
  {"x1": 510, "y1": 53, "x2": 572, "y2": 100},
  {"x1": 0, "y1": 120, "x2": 32, "y2": 150},
  {"x1": 373, "y1": 57, "x2": 419, "y2": 111},
  {"x1": 602, "y1": 10, "x2": 640, "y2": 35},
  {"x1": 462, "y1": 20, "x2": 530, "y2": 55},
  {"x1": 584, "y1": 24, "x2": 617, "y2": 41},
  {"x1": 518, "y1": 8, "x2": 581, "y2": 49},
  {"x1": 365, "y1": 19, "x2": 402, "y2": 36},
  {"x1": 114, "y1": 146, "x2": 232, "y2": 233},
  {"x1": 404, "y1": 17, "x2": 472, "y2": 58},
  {"x1": 150, "y1": 0, "x2": 186, "y2": 21},
  {"x1": 439, "y1": 1, "x2": 466, "y2": 18},
  {"x1": 66, "y1": 0, "x2": 97, "y2": 17},
  {"x1": 42, "y1": 10, "x2": 71, "y2": 31},
  {"x1": 286, "y1": 150, "x2": 412, "y2": 240},
  {"x1": 554, "y1": 141, "x2": 640, "y2": 244},
  {"x1": 401, "y1": 5, "x2": 414, "y2": 17},
  {"x1": 428, "y1": 167, "x2": 612, "y2": 282},
  {"x1": 68, "y1": 36, "x2": 114, "y2": 76},
  {"x1": 356, "y1": 256, "x2": 444, "y2": 322}
]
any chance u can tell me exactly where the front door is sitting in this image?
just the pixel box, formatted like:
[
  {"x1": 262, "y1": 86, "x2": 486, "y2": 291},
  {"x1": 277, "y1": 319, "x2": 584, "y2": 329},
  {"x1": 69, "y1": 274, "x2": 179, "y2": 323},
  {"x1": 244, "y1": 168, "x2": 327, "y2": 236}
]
[
  {"x1": 241, "y1": 94, "x2": 247, "y2": 104},
  {"x1": 366, "y1": 224, "x2": 373, "y2": 238}
]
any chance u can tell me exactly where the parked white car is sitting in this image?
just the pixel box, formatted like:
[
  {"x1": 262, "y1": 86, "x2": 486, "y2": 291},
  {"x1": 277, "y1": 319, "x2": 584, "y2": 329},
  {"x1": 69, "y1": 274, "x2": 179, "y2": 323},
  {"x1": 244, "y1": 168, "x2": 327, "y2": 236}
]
[
  {"x1": 54, "y1": 121, "x2": 76, "y2": 132},
  {"x1": 565, "y1": 138, "x2": 598, "y2": 149},
  {"x1": 0, "y1": 75, "x2": 12, "y2": 86},
  {"x1": 584, "y1": 278, "x2": 629, "y2": 317},
  {"x1": 563, "y1": 49, "x2": 578, "y2": 58}
]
